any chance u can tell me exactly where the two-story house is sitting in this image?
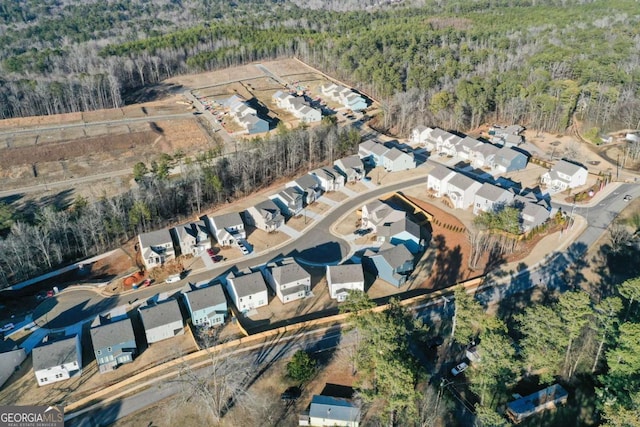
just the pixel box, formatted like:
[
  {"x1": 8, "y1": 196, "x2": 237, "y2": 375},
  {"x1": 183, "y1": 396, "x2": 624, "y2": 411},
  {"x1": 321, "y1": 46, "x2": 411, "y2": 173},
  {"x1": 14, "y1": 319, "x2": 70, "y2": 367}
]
[
  {"x1": 426, "y1": 165, "x2": 456, "y2": 197},
  {"x1": 473, "y1": 183, "x2": 515, "y2": 215},
  {"x1": 245, "y1": 199, "x2": 285, "y2": 232},
  {"x1": 90, "y1": 313, "x2": 138, "y2": 374},
  {"x1": 326, "y1": 264, "x2": 365, "y2": 302},
  {"x1": 171, "y1": 220, "x2": 211, "y2": 256},
  {"x1": 438, "y1": 134, "x2": 462, "y2": 157},
  {"x1": 225, "y1": 271, "x2": 269, "y2": 312},
  {"x1": 360, "y1": 200, "x2": 406, "y2": 233},
  {"x1": 425, "y1": 128, "x2": 452, "y2": 152},
  {"x1": 138, "y1": 229, "x2": 176, "y2": 270},
  {"x1": 138, "y1": 298, "x2": 184, "y2": 344},
  {"x1": 265, "y1": 260, "x2": 311, "y2": 304},
  {"x1": 381, "y1": 148, "x2": 416, "y2": 172},
  {"x1": 33, "y1": 334, "x2": 82, "y2": 386},
  {"x1": 470, "y1": 142, "x2": 500, "y2": 169},
  {"x1": 206, "y1": 212, "x2": 246, "y2": 247},
  {"x1": 270, "y1": 187, "x2": 304, "y2": 217},
  {"x1": 363, "y1": 244, "x2": 414, "y2": 287},
  {"x1": 376, "y1": 217, "x2": 422, "y2": 254},
  {"x1": 334, "y1": 155, "x2": 365, "y2": 182},
  {"x1": 410, "y1": 126, "x2": 435, "y2": 145},
  {"x1": 182, "y1": 281, "x2": 228, "y2": 327},
  {"x1": 311, "y1": 168, "x2": 343, "y2": 192},
  {"x1": 287, "y1": 174, "x2": 322, "y2": 205},
  {"x1": 456, "y1": 137, "x2": 483, "y2": 161},
  {"x1": 445, "y1": 173, "x2": 482, "y2": 209},
  {"x1": 493, "y1": 147, "x2": 529, "y2": 174},
  {"x1": 541, "y1": 159, "x2": 588, "y2": 191}
]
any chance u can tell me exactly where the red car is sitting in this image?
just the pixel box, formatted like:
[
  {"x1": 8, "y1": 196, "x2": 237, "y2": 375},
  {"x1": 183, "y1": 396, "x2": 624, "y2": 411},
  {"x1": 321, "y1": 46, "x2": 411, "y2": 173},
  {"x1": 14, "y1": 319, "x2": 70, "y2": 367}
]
[{"x1": 207, "y1": 248, "x2": 215, "y2": 257}]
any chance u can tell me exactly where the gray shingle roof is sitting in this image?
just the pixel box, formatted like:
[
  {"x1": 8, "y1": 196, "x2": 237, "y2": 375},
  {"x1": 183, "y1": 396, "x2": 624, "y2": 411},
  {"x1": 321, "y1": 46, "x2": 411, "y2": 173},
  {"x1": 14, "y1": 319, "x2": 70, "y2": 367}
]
[
  {"x1": 476, "y1": 183, "x2": 511, "y2": 202},
  {"x1": 295, "y1": 174, "x2": 320, "y2": 190},
  {"x1": 210, "y1": 212, "x2": 243, "y2": 230},
  {"x1": 378, "y1": 244, "x2": 413, "y2": 269},
  {"x1": 497, "y1": 146, "x2": 526, "y2": 162},
  {"x1": 429, "y1": 165, "x2": 455, "y2": 181},
  {"x1": 229, "y1": 271, "x2": 267, "y2": 298},
  {"x1": 254, "y1": 199, "x2": 281, "y2": 216},
  {"x1": 32, "y1": 335, "x2": 79, "y2": 370},
  {"x1": 139, "y1": 229, "x2": 173, "y2": 248},
  {"x1": 448, "y1": 173, "x2": 480, "y2": 191},
  {"x1": 379, "y1": 218, "x2": 421, "y2": 240},
  {"x1": 553, "y1": 159, "x2": 587, "y2": 176},
  {"x1": 312, "y1": 168, "x2": 335, "y2": 181},
  {"x1": 327, "y1": 264, "x2": 364, "y2": 285},
  {"x1": 90, "y1": 318, "x2": 135, "y2": 351},
  {"x1": 384, "y1": 147, "x2": 410, "y2": 161},
  {"x1": 309, "y1": 395, "x2": 360, "y2": 423},
  {"x1": 359, "y1": 140, "x2": 377, "y2": 152},
  {"x1": 475, "y1": 143, "x2": 500, "y2": 157},
  {"x1": 270, "y1": 262, "x2": 310, "y2": 285},
  {"x1": 139, "y1": 299, "x2": 183, "y2": 330},
  {"x1": 184, "y1": 284, "x2": 226, "y2": 312},
  {"x1": 370, "y1": 143, "x2": 390, "y2": 156},
  {"x1": 430, "y1": 128, "x2": 449, "y2": 140},
  {"x1": 335, "y1": 155, "x2": 364, "y2": 170},
  {"x1": 458, "y1": 136, "x2": 482, "y2": 150}
]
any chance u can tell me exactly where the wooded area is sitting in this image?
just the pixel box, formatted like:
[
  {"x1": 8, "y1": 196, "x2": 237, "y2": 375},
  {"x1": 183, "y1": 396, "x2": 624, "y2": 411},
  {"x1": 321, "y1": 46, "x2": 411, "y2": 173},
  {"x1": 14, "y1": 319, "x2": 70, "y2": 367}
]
[{"x1": 1, "y1": 0, "x2": 639, "y2": 135}]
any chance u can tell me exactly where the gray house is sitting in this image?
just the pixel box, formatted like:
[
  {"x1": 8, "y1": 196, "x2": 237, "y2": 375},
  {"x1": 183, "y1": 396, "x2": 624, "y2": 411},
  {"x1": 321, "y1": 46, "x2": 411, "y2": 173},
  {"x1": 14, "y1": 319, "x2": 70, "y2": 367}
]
[
  {"x1": 225, "y1": 271, "x2": 269, "y2": 312},
  {"x1": 182, "y1": 282, "x2": 228, "y2": 327},
  {"x1": 519, "y1": 201, "x2": 551, "y2": 232},
  {"x1": 265, "y1": 260, "x2": 311, "y2": 304},
  {"x1": 33, "y1": 334, "x2": 82, "y2": 386},
  {"x1": 286, "y1": 174, "x2": 322, "y2": 205},
  {"x1": 138, "y1": 229, "x2": 176, "y2": 270},
  {"x1": 138, "y1": 298, "x2": 184, "y2": 344},
  {"x1": 364, "y1": 244, "x2": 414, "y2": 287},
  {"x1": 171, "y1": 220, "x2": 211, "y2": 256},
  {"x1": 246, "y1": 199, "x2": 285, "y2": 232},
  {"x1": 493, "y1": 147, "x2": 529, "y2": 174},
  {"x1": 207, "y1": 212, "x2": 246, "y2": 247},
  {"x1": 382, "y1": 147, "x2": 416, "y2": 172},
  {"x1": 0, "y1": 340, "x2": 26, "y2": 388},
  {"x1": 473, "y1": 183, "x2": 515, "y2": 215},
  {"x1": 334, "y1": 155, "x2": 365, "y2": 182},
  {"x1": 377, "y1": 217, "x2": 422, "y2": 254},
  {"x1": 445, "y1": 173, "x2": 482, "y2": 209},
  {"x1": 270, "y1": 187, "x2": 304, "y2": 217},
  {"x1": 90, "y1": 315, "x2": 138, "y2": 374}
]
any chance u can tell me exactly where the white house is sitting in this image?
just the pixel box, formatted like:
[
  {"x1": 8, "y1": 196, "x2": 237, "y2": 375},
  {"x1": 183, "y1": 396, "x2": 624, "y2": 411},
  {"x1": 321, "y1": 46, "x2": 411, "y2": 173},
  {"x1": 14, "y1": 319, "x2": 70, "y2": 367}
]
[
  {"x1": 225, "y1": 271, "x2": 269, "y2": 312},
  {"x1": 445, "y1": 173, "x2": 482, "y2": 209},
  {"x1": 334, "y1": 155, "x2": 365, "y2": 182},
  {"x1": 425, "y1": 128, "x2": 452, "y2": 152},
  {"x1": 273, "y1": 91, "x2": 322, "y2": 122},
  {"x1": 270, "y1": 187, "x2": 304, "y2": 217},
  {"x1": 265, "y1": 260, "x2": 311, "y2": 304},
  {"x1": 361, "y1": 200, "x2": 406, "y2": 233},
  {"x1": 358, "y1": 140, "x2": 389, "y2": 166},
  {"x1": 438, "y1": 134, "x2": 462, "y2": 156},
  {"x1": 473, "y1": 183, "x2": 515, "y2": 215},
  {"x1": 138, "y1": 229, "x2": 176, "y2": 270},
  {"x1": 311, "y1": 168, "x2": 344, "y2": 192},
  {"x1": 245, "y1": 199, "x2": 285, "y2": 232},
  {"x1": 326, "y1": 264, "x2": 365, "y2": 302},
  {"x1": 300, "y1": 395, "x2": 361, "y2": 427},
  {"x1": 32, "y1": 335, "x2": 82, "y2": 386},
  {"x1": 138, "y1": 298, "x2": 184, "y2": 344},
  {"x1": 286, "y1": 174, "x2": 322, "y2": 205},
  {"x1": 0, "y1": 341, "x2": 26, "y2": 389},
  {"x1": 207, "y1": 212, "x2": 246, "y2": 247},
  {"x1": 381, "y1": 148, "x2": 416, "y2": 172},
  {"x1": 541, "y1": 159, "x2": 588, "y2": 191},
  {"x1": 410, "y1": 126, "x2": 434, "y2": 145},
  {"x1": 426, "y1": 165, "x2": 456, "y2": 197},
  {"x1": 471, "y1": 143, "x2": 500, "y2": 169},
  {"x1": 171, "y1": 220, "x2": 211, "y2": 256},
  {"x1": 456, "y1": 136, "x2": 483, "y2": 161}
]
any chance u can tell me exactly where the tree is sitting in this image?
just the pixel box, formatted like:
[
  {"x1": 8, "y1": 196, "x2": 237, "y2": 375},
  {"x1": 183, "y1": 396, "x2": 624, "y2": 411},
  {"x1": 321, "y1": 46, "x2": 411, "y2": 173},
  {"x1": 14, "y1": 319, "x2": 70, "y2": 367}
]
[
  {"x1": 451, "y1": 286, "x2": 501, "y2": 345},
  {"x1": 474, "y1": 404, "x2": 509, "y2": 427},
  {"x1": 591, "y1": 297, "x2": 623, "y2": 373},
  {"x1": 619, "y1": 277, "x2": 640, "y2": 321},
  {"x1": 0, "y1": 202, "x2": 14, "y2": 234},
  {"x1": 132, "y1": 161, "x2": 148, "y2": 181},
  {"x1": 286, "y1": 350, "x2": 316, "y2": 384},
  {"x1": 605, "y1": 322, "x2": 640, "y2": 377}
]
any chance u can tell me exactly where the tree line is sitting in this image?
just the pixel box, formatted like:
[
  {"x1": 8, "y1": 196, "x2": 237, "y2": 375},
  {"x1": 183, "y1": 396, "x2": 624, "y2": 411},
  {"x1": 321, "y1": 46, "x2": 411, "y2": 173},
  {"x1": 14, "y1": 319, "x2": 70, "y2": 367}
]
[{"x1": 0, "y1": 122, "x2": 360, "y2": 288}]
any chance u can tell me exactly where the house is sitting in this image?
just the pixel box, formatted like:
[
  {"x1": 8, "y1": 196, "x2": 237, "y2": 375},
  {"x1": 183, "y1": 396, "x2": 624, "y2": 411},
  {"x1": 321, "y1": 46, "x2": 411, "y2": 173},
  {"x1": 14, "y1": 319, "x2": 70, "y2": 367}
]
[
  {"x1": 138, "y1": 298, "x2": 184, "y2": 344},
  {"x1": 182, "y1": 281, "x2": 228, "y2": 327},
  {"x1": 0, "y1": 340, "x2": 26, "y2": 388},
  {"x1": 456, "y1": 137, "x2": 483, "y2": 161},
  {"x1": 358, "y1": 140, "x2": 378, "y2": 163},
  {"x1": 377, "y1": 217, "x2": 422, "y2": 254},
  {"x1": 473, "y1": 183, "x2": 515, "y2": 215},
  {"x1": 138, "y1": 229, "x2": 176, "y2": 270},
  {"x1": 471, "y1": 143, "x2": 499, "y2": 169},
  {"x1": 493, "y1": 147, "x2": 529, "y2": 174},
  {"x1": 287, "y1": 174, "x2": 322, "y2": 205},
  {"x1": 311, "y1": 168, "x2": 343, "y2": 192},
  {"x1": 445, "y1": 173, "x2": 482, "y2": 209},
  {"x1": 245, "y1": 199, "x2": 285, "y2": 232},
  {"x1": 425, "y1": 128, "x2": 451, "y2": 152},
  {"x1": 518, "y1": 199, "x2": 551, "y2": 232},
  {"x1": 265, "y1": 260, "x2": 311, "y2": 304},
  {"x1": 326, "y1": 264, "x2": 365, "y2": 302},
  {"x1": 270, "y1": 187, "x2": 304, "y2": 217},
  {"x1": 273, "y1": 91, "x2": 322, "y2": 122},
  {"x1": 226, "y1": 271, "x2": 269, "y2": 312},
  {"x1": 90, "y1": 314, "x2": 138, "y2": 373},
  {"x1": 410, "y1": 126, "x2": 434, "y2": 145},
  {"x1": 300, "y1": 395, "x2": 361, "y2": 427},
  {"x1": 426, "y1": 165, "x2": 456, "y2": 197},
  {"x1": 334, "y1": 155, "x2": 365, "y2": 182},
  {"x1": 540, "y1": 159, "x2": 588, "y2": 191},
  {"x1": 360, "y1": 200, "x2": 406, "y2": 233},
  {"x1": 207, "y1": 212, "x2": 246, "y2": 247},
  {"x1": 438, "y1": 134, "x2": 462, "y2": 156},
  {"x1": 32, "y1": 335, "x2": 82, "y2": 386},
  {"x1": 364, "y1": 244, "x2": 414, "y2": 287},
  {"x1": 381, "y1": 148, "x2": 416, "y2": 172},
  {"x1": 490, "y1": 124, "x2": 524, "y2": 147},
  {"x1": 506, "y1": 384, "x2": 568, "y2": 424},
  {"x1": 273, "y1": 90, "x2": 292, "y2": 109},
  {"x1": 321, "y1": 83, "x2": 367, "y2": 111},
  {"x1": 171, "y1": 220, "x2": 210, "y2": 256},
  {"x1": 239, "y1": 114, "x2": 269, "y2": 134}
]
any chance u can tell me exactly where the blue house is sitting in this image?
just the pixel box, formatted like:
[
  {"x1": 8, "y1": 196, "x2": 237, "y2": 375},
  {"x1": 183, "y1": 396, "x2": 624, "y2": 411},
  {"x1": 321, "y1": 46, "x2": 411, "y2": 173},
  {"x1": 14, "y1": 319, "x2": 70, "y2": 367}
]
[
  {"x1": 363, "y1": 244, "x2": 414, "y2": 287},
  {"x1": 493, "y1": 147, "x2": 529, "y2": 174},
  {"x1": 182, "y1": 282, "x2": 228, "y2": 328},
  {"x1": 241, "y1": 115, "x2": 269, "y2": 134},
  {"x1": 377, "y1": 218, "x2": 422, "y2": 254},
  {"x1": 90, "y1": 314, "x2": 138, "y2": 374}
]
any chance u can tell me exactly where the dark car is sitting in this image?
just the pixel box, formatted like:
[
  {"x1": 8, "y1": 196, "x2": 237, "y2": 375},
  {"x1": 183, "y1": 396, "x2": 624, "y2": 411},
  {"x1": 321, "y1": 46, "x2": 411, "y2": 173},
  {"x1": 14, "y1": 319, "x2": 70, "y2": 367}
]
[{"x1": 281, "y1": 386, "x2": 301, "y2": 401}]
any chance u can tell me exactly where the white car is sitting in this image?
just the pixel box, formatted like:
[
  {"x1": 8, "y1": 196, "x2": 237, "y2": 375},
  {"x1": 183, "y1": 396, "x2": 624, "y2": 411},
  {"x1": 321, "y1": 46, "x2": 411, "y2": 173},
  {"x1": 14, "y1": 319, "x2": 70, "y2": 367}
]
[
  {"x1": 165, "y1": 275, "x2": 181, "y2": 283},
  {"x1": 0, "y1": 323, "x2": 15, "y2": 333},
  {"x1": 451, "y1": 362, "x2": 468, "y2": 376}
]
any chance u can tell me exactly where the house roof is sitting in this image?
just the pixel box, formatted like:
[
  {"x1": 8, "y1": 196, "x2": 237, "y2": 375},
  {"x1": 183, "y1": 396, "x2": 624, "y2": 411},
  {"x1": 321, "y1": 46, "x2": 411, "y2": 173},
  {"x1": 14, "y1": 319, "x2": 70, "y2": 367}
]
[
  {"x1": 497, "y1": 146, "x2": 527, "y2": 163},
  {"x1": 272, "y1": 90, "x2": 288, "y2": 101},
  {"x1": 476, "y1": 183, "x2": 512, "y2": 203},
  {"x1": 359, "y1": 140, "x2": 377, "y2": 152},
  {"x1": 210, "y1": 212, "x2": 243, "y2": 230},
  {"x1": 475, "y1": 143, "x2": 500, "y2": 157},
  {"x1": 90, "y1": 318, "x2": 136, "y2": 351},
  {"x1": 445, "y1": 135, "x2": 462, "y2": 145},
  {"x1": 312, "y1": 168, "x2": 335, "y2": 181},
  {"x1": 32, "y1": 335, "x2": 79, "y2": 370},
  {"x1": 378, "y1": 218, "x2": 421, "y2": 240},
  {"x1": 413, "y1": 125, "x2": 428, "y2": 133},
  {"x1": 184, "y1": 283, "x2": 226, "y2": 312},
  {"x1": 448, "y1": 173, "x2": 480, "y2": 191},
  {"x1": 430, "y1": 128, "x2": 449, "y2": 140},
  {"x1": 253, "y1": 199, "x2": 281, "y2": 217},
  {"x1": 242, "y1": 115, "x2": 267, "y2": 127},
  {"x1": 370, "y1": 143, "x2": 390, "y2": 156},
  {"x1": 377, "y1": 244, "x2": 413, "y2": 269},
  {"x1": 295, "y1": 174, "x2": 320, "y2": 190},
  {"x1": 383, "y1": 147, "x2": 410, "y2": 161},
  {"x1": 309, "y1": 395, "x2": 360, "y2": 423},
  {"x1": 521, "y1": 202, "x2": 550, "y2": 223},
  {"x1": 139, "y1": 299, "x2": 183, "y2": 330},
  {"x1": 458, "y1": 136, "x2": 483, "y2": 150},
  {"x1": 552, "y1": 159, "x2": 587, "y2": 176},
  {"x1": 173, "y1": 220, "x2": 208, "y2": 241},
  {"x1": 229, "y1": 271, "x2": 267, "y2": 298},
  {"x1": 139, "y1": 229, "x2": 173, "y2": 248},
  {"x1": 327, "y1": 264, "x2": 364, "y2": 285},
  {"x1": 429, "y1": 165, "x2": 455, "y2": 181},
  {"x1": 270, "y1": 261, "x2": 310, "y2": 285},
  {"x1": 273, "y1": 187, "x2": 303, "y2": 204},
  {"x1": 336, "y1": 155, "x2": 364, "y2": 170}
]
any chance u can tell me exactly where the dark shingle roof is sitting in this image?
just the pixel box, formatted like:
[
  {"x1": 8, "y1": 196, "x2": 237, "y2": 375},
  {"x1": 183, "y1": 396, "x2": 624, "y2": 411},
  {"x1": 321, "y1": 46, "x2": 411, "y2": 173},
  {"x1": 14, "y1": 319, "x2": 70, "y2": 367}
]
[
  {"x1": 184, "y1": 284, "x2": 226, "y2": 312},
  {"x1": 32, "y1": 335, "x2": 79, "y2": 370},
  {"x1": 90, "y1": 318, "x2": 135, "y2": 351},
  {"x1": 229, "y1": 271, "x2": 267, "y2": 298},
  {"x1": 270, "y1": 262, "x2": 310, "y2": 285},
  {"x1": 139, "y1": 299, "x2": 183, "y2": 330}
]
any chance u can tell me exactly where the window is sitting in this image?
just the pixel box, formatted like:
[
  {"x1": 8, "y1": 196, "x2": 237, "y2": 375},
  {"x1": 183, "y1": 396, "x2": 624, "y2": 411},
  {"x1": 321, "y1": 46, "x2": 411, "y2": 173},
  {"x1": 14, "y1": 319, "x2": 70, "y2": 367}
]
[
  {"x1": 107, "y1": 347, "x2": 112, "y2": 352},
  {"x1": 97, "y1": 350, "x2": 102, "y2": 355}
]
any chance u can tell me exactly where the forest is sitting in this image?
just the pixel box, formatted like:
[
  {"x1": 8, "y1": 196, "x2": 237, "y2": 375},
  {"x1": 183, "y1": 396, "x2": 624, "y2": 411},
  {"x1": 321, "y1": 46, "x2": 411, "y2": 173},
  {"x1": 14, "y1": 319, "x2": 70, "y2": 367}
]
[{"x1": 1, "y1": 0, "x2": 639, "y2": 135}]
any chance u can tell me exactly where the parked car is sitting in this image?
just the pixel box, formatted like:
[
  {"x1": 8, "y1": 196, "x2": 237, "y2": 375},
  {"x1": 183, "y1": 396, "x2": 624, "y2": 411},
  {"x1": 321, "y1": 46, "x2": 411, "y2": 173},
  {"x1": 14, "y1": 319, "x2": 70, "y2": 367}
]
[
  {"x1": 207, "y1": 248, "x2": 215, "y2": 257},
  {"x1": 0, "y1": 323, "x2": 15, "y2": 333},
  {"x1": 166, "y1": 274, "x2": 181, "y2": 284},
  {"x1": 623, "y1": 194, "x2": 632, "y2": 202},
  {"x1": 451, "y1": 362, "x2": 468, "y2": 376}
]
